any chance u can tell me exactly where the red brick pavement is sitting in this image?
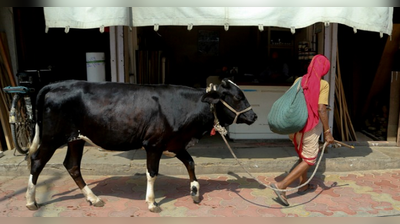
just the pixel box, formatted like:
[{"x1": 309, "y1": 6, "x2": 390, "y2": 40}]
[{"x1": 1, "y1": 170, "x2": 400, "y2": 217}]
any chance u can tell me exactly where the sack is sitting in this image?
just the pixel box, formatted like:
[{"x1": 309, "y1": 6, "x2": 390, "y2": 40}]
[{"x1": 267, "y1": 78, "x2": 308, "y2": 134}]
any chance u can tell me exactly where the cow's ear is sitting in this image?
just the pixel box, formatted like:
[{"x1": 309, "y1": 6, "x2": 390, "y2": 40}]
[{"x1": 201, "y1": 91, "x2": 221, "y2": 104}]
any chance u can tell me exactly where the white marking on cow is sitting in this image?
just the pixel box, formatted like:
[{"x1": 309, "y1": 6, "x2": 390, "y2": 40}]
[
  {"x1": 29, "y1": 124, "x2": 40, "y2": 155},
  {"x1": 77, "y1": 134, "x2": 105, "y2": 150},
  {"x1": 191, "y1": 181, "x2": 200, "y2": 194},
  {"x1": 146, "y1": 169, "x2": 159, "y2": 212},
  {"x1": 25, "y1": 174, "x2": 36, "y2": 208},
  {"x1": 190, "y1": 180, "x2": 200, "y2": 203},
  {"x1": 162, "y1": 151, "x2": 176, "y2": 157},
  {"x1": 81, "y1": 185, "x2": 102, "y2": 205}
]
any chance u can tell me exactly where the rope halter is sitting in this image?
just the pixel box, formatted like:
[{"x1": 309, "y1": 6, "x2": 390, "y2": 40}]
[
  {"x1": 219, "y1": 100, "x2": 252, "y2": 124},
  {"x1": 206, "y1": 82, "x2": 252, "y2": 135}
]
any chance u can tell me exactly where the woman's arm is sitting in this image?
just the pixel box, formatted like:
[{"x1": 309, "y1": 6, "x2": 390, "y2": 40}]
[{"x1": 318, "y1": 104, "x2": 335, "y2": 144}]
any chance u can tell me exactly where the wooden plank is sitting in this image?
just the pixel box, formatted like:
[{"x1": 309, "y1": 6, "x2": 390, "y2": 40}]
[
  {"x1": 324, "y1": 24, "x2": 338, "y2": 136},
  {"x1": 362, "y1": 24, "x2": 400, "y2": 117},
  {"x1": 398, "y1": 109, "x2": 400, "y2": 146},
  {"x1": 110, "y1": 26, "x2": 117, "y2": 82},
  {"x1": 0, "y1": 32, "x2": 16, "y2": 86},
  {"x1": 0, "y1": 90, "x2": 13, "y2": 150},
  {"x1": 0, "y1": 32, "x2": 12, "y2": 70},
  {"x1": 335, "y1": 42, "x2": 357, "y2": 141},
  {"x1": 0, "y1": 122, "x2": 4, "y2": 151},
  {"x1": 124, "y1": 26, "x2": 130, "y2": 83},
  {"x1": 388, "y1": 71, "x2": 400, "y2": 141},
  {"x1": 127, "y1": 27, "x2": 138, "y2": 84},
  {"x1": 0, "y1": 32, "x2": 15, "y2": 150},
  {"x1": 117, "y1": 26, "x2": 125, "y2": 83}
]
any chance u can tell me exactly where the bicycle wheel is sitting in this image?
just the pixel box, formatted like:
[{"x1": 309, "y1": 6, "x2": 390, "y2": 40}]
[{"x1": 10, "y1": 95, "x2": 34, "y2": 154}]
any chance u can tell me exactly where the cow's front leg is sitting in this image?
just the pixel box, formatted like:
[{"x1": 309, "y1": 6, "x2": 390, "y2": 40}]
[
  {"x1": 176, "y1": 150, "x2": 200, "y2": 203},
  {"x1": 145, "y1": 150, "x2": 163, "y2": 213}
]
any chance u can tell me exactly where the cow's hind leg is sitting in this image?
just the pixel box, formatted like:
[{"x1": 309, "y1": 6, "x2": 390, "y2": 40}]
[
  {"x1": 176, "y1": 150, "x2": 200, "y2": 203},
  {"x1": 64, "y1": 140, "x2": 104, "y2": 207},
  {"x1": 145, "y1": 150, "x2": 163, "y2": 213},
  {"x1": 26, "y1": 144, "x2": 58, "y2": 210}
]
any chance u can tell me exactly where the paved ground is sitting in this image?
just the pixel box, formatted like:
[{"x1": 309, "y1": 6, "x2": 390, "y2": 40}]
[
  {"x1": 1, "y1": 133, "x2": 400, "y2": 217},
  {"x1": 1, "y1": 170, "x2": 400, "y2": 217}
]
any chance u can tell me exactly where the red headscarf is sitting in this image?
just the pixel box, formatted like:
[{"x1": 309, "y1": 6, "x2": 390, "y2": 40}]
[{"x1": 301, "y1": 54, "x2": 331, "y2": 132}]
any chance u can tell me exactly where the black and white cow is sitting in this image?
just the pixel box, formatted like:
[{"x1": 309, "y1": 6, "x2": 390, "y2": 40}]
[{"x1": 25, "y1": 78, "x2": 257, "y2": 212}]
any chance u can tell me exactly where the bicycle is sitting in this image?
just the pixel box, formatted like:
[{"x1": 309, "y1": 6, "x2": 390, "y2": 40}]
[{"x1": 2, "y1": 69, "x2": 51, "y2": 155}]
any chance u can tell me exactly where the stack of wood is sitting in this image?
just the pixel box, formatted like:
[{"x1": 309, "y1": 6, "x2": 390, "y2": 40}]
[
  {"x1": 136, "y1": 50, "x2": 164, "y2": 84},
  {"x1": 0, "y1": 32, "x2": 16, "y2": 151},
  {"x1": 334, "y1": 46, "x2": 357, "y2": 141}
]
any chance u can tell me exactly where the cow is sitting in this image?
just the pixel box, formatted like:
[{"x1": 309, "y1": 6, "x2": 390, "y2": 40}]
[{"x1": 25, "y1": 78, "x2": 257, "y2": 212}]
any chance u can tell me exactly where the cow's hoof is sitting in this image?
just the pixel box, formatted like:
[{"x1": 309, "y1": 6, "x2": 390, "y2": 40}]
[
  {"x1": 91, "y1": 199, "x2": 105, "y2": 207},
  {"x1": 191, "y1": 195, "x2": 200, "y2": 204},
  {"x1": 191, "y1": 185, "x2": 200, "y2": 203},
  {"x1": 26, "y1": 202, "x2": 39, "y2": 210},
  {"x1": 149, "y1": 202, "x2": 161, "y2": 213}
]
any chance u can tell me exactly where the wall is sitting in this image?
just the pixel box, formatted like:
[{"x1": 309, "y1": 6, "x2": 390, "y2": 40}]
[
  {"x1": 137, "y1": 25, "x2": 313, "y2": 87},
  {"x1": 0, "y1": 7, "x2": 18, "y2": 77}
]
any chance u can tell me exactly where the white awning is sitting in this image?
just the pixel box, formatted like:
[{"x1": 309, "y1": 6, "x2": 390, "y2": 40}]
[
  {"x1": 44, "y1": 7, "x2": 394, "y2": 35},
  {"x1": 43, "y1": 7, "x2": 131, "y2": 31}
]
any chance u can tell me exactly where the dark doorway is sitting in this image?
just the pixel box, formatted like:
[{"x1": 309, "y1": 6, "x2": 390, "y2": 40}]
[{"x1": 13, "y1": 7, "x2": 111, "y2": 83}]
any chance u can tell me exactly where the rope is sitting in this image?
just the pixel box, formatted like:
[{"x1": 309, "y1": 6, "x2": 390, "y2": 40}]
[
  {"x1": 208, "y1": 92, "x2": 326, "y2": 192},
  {"x1": 206, "y1": 81, "x2": 353, "y2": 192},
  {"x1": 217, "y1": 128, "x2": 329, "y2": 192},
  {"x1": 220, "y1": 100, "x2": 252, "y2": 124},
  {"x1": 216, "y1": 127, "x2": 354, "y2": 192}
]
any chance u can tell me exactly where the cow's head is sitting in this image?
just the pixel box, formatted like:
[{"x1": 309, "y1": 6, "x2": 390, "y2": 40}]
[{"x1": 201, "y1": 78, "x2": 257, "y2": 126}]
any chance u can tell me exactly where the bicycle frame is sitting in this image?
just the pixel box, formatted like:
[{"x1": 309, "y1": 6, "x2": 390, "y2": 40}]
[{"x1": 2, "y1": 68, "x2": 52, "y2": 154}]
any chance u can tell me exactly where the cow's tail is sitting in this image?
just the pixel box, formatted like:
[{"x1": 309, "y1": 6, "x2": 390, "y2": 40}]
[{"x1": 27, "y1": 84, "x2": 52, "y2": 170}]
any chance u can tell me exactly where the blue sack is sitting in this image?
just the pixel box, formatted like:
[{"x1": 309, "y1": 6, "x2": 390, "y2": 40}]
[{"x1": 267, "y1": 78, "x2": 308, "y2": 134}]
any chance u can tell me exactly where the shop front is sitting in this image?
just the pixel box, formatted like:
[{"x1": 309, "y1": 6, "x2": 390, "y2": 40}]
[{"x1": 8, "y1": 7, "x2": 396, "y2": 141}]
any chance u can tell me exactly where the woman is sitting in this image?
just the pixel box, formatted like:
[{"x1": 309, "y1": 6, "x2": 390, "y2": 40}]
[{"x1": 270, "y1": 54, "x2": 335, "y2": 206}]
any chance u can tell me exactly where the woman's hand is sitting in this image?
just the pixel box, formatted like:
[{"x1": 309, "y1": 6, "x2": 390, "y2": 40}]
[{"x1": 324, "y1": 130, "x2": 335, "y2": 144}]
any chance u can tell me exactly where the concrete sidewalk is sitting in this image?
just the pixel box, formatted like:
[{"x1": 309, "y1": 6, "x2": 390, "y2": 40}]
[{"x1": 1, "y1": 134, "x2": 400, "y2": 177}]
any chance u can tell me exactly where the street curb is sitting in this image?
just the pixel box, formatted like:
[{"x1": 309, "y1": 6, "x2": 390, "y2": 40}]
[{"x1": 1, "y1": 142, "x2": 399, "y2": 176}]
